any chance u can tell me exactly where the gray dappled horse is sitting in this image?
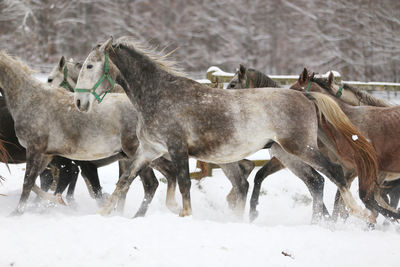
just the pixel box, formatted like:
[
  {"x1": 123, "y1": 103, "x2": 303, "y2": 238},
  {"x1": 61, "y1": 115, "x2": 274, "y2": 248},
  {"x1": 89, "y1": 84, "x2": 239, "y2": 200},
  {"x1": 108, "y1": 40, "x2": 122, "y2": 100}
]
[
  {"x1": 0, "y1": 51, "x2": 183, "y2": 216},
  {"x1": 227, "y1": 65, "x2": 329, "y2": 222},
  {"x1": 74, "y1": 36, "x2": 379, "y2": 223},
  {"x1": 227, "y1": 65, "x2": 398, "y2": 222}
]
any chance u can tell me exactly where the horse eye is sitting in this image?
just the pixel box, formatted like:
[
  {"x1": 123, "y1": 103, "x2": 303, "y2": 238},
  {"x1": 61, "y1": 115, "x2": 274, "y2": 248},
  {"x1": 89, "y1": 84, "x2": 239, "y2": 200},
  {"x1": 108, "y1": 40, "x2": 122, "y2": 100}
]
[
  {"x1": 47, "y1": 78, "x2": 53, "y2": 83},
  {"x1": 87, "y1": 64, "x2": 93, "y2": 69}
]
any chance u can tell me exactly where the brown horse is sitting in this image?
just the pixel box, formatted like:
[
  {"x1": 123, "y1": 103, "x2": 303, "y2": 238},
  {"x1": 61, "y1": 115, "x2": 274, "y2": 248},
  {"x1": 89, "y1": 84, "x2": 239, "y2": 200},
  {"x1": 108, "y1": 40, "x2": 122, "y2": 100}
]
[{"x1": 290, "y1": 68, "x2": 400, "y2": 219}]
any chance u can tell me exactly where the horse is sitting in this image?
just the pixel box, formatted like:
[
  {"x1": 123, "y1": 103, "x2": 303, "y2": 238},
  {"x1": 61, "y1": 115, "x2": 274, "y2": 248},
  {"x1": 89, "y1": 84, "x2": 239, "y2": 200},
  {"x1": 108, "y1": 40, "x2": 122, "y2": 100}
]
[
  {"x1": 289, "y1": 68, "x2": 400, "y2": 219},
  {"x1": 0, "y1": 50, "x2": 181, "y2": 216},
  {"x1": 74, "y1": 36, "x2": 382, "y2": 223},
  {"x1": 227, "y1": 65, "x2": 331, "y2": 221},
  {"x1": 49, "y1": 54, "x2": 256, "y2": 216},
  {"x1": 227, "y1": 65, "x2": 398, "y2": 221}
]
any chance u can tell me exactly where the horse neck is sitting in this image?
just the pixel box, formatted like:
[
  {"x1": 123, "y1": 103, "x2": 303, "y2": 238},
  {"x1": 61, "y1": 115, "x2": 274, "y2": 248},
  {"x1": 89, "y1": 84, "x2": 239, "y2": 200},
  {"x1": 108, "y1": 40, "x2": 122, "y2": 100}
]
[
  {"x1": 253, "y1": 71, "x2": 280, "y2": 88},
  {"x1": 66, "y1": 62, "x2": 80, "y2": 84},
  {"x1": 0, "y1": 59, "x2": 24, "y2": 112},
  {"x1": 112, "y1": 48, "x2": 170, "y2": 110}
]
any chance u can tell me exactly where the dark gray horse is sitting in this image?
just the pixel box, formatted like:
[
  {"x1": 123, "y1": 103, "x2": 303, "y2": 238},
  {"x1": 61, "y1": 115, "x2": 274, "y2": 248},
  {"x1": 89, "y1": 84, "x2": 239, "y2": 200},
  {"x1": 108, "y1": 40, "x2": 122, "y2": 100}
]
[{"x1": 74, "y1": 37, "x2": 379, "y2": 223}]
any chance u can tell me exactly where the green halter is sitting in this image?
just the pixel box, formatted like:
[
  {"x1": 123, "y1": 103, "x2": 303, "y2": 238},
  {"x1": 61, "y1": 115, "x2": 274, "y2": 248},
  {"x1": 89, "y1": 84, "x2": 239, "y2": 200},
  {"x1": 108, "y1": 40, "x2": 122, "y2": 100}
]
[
  {"x1": 336, "y1": 85, "x2": 343, "y2": 98},
  {"x1": 305, "y1": 80, "x2": 312, "y2": 92},
  {"x1": 59, "y1": 66, "x2": 75, "y2": 92},
  {"x1": 74, "y1": 52, "x2": 115, "y2": 103}
]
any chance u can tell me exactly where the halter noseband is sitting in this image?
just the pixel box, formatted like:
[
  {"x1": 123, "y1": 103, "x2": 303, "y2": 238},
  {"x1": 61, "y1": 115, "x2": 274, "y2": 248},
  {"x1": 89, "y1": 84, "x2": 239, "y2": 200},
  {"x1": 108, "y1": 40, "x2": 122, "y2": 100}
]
[
  {"x1": 74, "y1": 52, "x2": 115, "y2": 103},
  {"x1": 59, "y1": 66, "x2": 75, "y2": 92}
]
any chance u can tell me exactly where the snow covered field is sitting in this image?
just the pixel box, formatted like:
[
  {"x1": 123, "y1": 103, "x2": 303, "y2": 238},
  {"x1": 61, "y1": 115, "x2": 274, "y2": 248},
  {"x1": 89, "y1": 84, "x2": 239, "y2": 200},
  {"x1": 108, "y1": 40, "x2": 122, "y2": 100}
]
[{"x1": 1, "y1": 151, "x2": 400, "y2": 267}]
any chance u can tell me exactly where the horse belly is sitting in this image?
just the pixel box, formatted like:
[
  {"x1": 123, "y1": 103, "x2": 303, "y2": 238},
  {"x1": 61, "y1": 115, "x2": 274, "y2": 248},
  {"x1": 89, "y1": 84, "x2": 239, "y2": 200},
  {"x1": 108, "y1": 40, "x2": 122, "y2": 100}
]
[
  {"x1": 47, "y1": 136, "x2": 122, "y2": 161},
  {"x1": 189, "y1": 130, "x2": 274, "y2": 164}
]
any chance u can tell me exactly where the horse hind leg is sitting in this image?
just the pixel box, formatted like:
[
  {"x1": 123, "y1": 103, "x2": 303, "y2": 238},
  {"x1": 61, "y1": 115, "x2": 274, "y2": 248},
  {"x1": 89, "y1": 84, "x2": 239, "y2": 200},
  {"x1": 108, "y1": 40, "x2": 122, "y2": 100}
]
[
  {"x1": 225, "y1": 159, "x2": 255, "y2": 209},
  {"x1": 151, "y1": 157, "x2": 179, "y2": 213},
  {"x1": 269, "y1": 143, "x2": 330, "y2": 223},
  {"x1": 12, "y1": 151, "x2": 52, "y2": 215},
  {"x1": 132, "y1": 167, "x2": 159, "y2": 218},
  {"x1": 278, "y1": 138, "x2": 372, "y2": 221},
  {"x1": 249, "y1": 156, "x2": 284, "y2": 222},
  {"x1": 220, "y1": 161, "x2": 251, "y2": 218}
]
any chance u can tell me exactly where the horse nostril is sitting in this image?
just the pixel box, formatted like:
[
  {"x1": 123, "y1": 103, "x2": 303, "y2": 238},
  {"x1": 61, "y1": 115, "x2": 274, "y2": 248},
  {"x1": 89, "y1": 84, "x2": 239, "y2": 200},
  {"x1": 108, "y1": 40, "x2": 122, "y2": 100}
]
[{"x1": 77, "y1": 99, "x2": 81, "y2": 109}]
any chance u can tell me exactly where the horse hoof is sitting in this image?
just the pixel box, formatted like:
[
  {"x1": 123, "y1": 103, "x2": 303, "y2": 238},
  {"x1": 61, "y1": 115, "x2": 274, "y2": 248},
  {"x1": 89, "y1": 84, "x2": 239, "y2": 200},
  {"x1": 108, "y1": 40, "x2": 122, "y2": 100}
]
[
  {"x1": 179, "y1": 209, "x2": 192, "y2": 217},
  {"x1": 8, "y1": 209, "x2": 23, "y2": 217},
  {"x1": 249, "y1": 210, "x2": 259, "y2": 222},
  {"x1": 56, "y1": 194, "x2": 67, "y2": 206},
  {"x1": 96, "y1": 206, "x2": 113, "y2": 216},
  {"x1": 166, "y1": 202, "x2": 180, "y2": 214}
]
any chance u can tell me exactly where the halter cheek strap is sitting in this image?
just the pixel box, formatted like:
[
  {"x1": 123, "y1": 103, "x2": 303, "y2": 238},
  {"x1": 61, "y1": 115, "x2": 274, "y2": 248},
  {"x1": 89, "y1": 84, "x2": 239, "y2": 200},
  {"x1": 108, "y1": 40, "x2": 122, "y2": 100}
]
[
  {"x1": 74, "y1": 52, "x2": 115, "y2": 103},
  {"x1": 59, "y1": 66, "x2": 75, "y2": 92},
  {"x1": 336, "y1": 85, "x2": 343, "y2": 98},
  {"x1": 305, "y1": 80, "x2": 312, "y2": 92}
]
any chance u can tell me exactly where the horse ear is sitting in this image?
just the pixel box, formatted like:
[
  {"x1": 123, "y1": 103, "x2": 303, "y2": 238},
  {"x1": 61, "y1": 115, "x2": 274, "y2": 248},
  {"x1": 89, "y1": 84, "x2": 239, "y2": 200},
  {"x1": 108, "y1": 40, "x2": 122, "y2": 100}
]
[
  {"x1": 298, "y1": 68, "x2": 308, "y2": 85},
  {"x1": 99, "y1": 36, "x2": 113, "y2": 52},
  {"x1": 238, "y1": 64, "x2": 247, "y2": 81},
  {"x1": 58, "y1": 56, "x2": 66, "y2": 70},
  {"x1": 328, "y1": 72, "x2": 334, "y2": 85}
]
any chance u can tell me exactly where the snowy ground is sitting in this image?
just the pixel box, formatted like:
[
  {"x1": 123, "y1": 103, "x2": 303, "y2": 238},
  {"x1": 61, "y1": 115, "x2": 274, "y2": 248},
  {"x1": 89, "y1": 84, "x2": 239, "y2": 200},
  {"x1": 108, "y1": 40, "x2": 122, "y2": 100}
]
[{"x1": 1, "y1": 150, "x2": 400, "y2": 267}]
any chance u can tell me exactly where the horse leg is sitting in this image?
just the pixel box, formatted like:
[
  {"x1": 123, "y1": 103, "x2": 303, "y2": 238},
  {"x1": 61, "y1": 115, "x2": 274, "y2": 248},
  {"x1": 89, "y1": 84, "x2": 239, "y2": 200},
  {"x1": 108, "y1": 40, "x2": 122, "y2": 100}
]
[
  {"x1": 332, "y1": 170, "x2": 356, "y2": 221},
  {"x1": 39, "y1": 168, "x2": 53, "y2": 192},
  {"x1": 269, "y1": 144, "x2": 329, "y2": 223},
  {"x1": 278, "y1": 139, "x2": 371, "y2": 221},
  {"x1": 225, "y1": 159, "x2": 254, "y2": 209},
  {"x1": 219, "y1": 162, "x2": 250, "y2": 217},
  {"x1": 249, "y1": 156, "x2": 284, "y2": 222},
  {"x1": 12, "y1": 151, "x2": 52, "y2": 215},
  {"x1": 151, "y1": 157, "x2": 179, "y2": 213},
  {"x1": 97, "y1": 144, "x2": 160, "y2": 216},
  {"x1": 116, "y1": 160, "x2": 130, "y2": 213},
  {"x1": 66, "y1": 164, "x2": 79, "y2": 203},
  {"x1": 388, "y1": 185, "x2": 400, "y2": 209},
  {"x1": 167, "y1": 141, "x2": 191, "y2": 217},
  {"x1": 133, "y1": 167, "x2": 159, "y2": 218},
  {"x1": 77, "y1": 161, "x2": 103, "y2": 204}
]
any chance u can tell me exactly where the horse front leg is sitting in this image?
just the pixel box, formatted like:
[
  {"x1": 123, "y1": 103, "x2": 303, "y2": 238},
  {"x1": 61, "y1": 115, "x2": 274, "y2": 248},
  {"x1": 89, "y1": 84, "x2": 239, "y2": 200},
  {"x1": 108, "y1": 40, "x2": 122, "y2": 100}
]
[
  {"x1": 97, "y1": 145, "x2": 160, "y2": 216},
  {"x1": 12, "y1": 150, "x2": 52, "y2": 215},
  {"x1": 167, "y1": 141, "x2": 191, "y2": 217}
]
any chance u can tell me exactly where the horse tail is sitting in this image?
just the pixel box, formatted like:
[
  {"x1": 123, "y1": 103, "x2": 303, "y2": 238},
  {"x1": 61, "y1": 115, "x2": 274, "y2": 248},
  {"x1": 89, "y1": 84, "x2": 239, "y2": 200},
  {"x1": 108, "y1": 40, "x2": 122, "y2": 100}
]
[{"x1": 305, "y1": 92, "x2": 378, "y2": 202}]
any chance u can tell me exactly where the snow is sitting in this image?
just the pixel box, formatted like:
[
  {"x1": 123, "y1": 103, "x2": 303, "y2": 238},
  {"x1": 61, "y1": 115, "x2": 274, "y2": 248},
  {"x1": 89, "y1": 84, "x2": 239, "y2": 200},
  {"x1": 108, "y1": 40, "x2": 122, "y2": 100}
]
[{"x1": 1, "y1": 151, "x2": 400, "y2": 267}]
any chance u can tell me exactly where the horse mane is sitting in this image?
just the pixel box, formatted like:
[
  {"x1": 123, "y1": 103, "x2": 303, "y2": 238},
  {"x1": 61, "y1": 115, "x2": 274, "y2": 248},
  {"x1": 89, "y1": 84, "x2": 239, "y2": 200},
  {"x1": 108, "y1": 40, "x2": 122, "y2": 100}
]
[
  {"x1": 248, "y1": 68, "x2": 281, "y2": 88},
  {"x1": 342, "y1": 83, "x2": 392, "y2": 107},
  {"x1": 0, "y1": 51, "x2": 35, "y2": 76},
  {"x1": 113, "y1": 36, "x2": 186, "y2": 77},
  {"x1": 310, "y1": 76, "x2": 391, "y2": 107}
]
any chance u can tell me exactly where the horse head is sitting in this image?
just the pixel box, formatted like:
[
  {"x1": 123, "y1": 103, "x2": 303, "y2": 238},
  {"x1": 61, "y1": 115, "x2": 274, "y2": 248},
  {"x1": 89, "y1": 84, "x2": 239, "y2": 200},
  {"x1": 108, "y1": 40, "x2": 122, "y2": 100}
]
[
  {"x1": 47, "y1": 56, "x2": 82, "y2": 91},
  {"x1": 74, "y1": 37, "x2": 119, "y2": 112}
]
